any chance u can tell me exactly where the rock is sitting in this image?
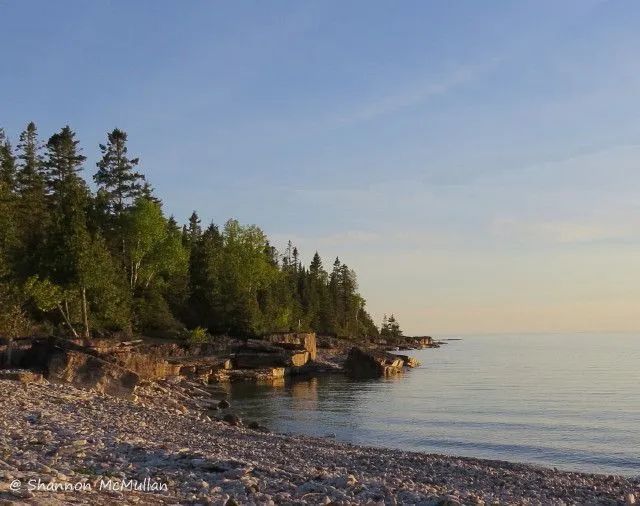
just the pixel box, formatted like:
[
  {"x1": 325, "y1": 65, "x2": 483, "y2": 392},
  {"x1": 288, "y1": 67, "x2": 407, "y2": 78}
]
[
  {"x1": 0, "y1": 369, "x2": 44, "y2": 384},
  {"x1": 46, "y1": 349, "x2": 139, "y2": 397},
  {"x1": 227, "y1": 368, "x2": 285, "y2": 383},
  {"x1": 344, "y1": 347, "x2": 404, "y2": 378},
  {"x1": 627, "y1": 493, "x2": 636, "y2": 505},
  {"x1": 111, "y1": 351, "x2": 181, "y2": 380},
  {"x1": 234, "y1": 352, "x2": 286, "y2": 369},
  {"x1": 218, "y1": 399, "x2": 230, "y2": 409},
  {"x1": 263, "y1": 333, "x2": 317, "y2": 360},
  {"x1": 395, "y1": 354, "x2": 421, "y2": 368},
  {"x1": 222, "y1": 413, "x2": 242, "y2": 426}
]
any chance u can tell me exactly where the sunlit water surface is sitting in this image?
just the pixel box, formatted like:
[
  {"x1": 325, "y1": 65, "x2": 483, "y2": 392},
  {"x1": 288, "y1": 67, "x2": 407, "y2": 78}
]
[{"x1": 221, "y1": 334, "x2": 640, "y2": 475}]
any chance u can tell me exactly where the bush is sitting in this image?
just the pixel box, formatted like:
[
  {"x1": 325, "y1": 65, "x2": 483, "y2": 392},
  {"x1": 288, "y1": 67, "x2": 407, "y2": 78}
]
[{"x1": 186, "y1": 326, "x2": 210, "y2": 344}]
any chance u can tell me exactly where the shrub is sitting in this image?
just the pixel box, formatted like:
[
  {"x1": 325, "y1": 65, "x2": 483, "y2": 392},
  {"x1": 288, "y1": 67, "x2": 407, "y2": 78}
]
[{"x1": 186, "y1": 326, "x2": 210, "y2": 344}]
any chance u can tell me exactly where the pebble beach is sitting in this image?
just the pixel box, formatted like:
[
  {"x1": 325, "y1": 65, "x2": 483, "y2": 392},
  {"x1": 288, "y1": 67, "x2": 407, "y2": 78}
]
[{"x1": 1, "y1": 378, "x2": 638, "y2": 505}]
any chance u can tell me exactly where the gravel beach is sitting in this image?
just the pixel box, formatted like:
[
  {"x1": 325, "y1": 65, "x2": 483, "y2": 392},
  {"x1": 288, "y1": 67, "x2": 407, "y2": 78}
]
[{"x1": 1, "y1": 378, "x2": 638, "y2": 505}]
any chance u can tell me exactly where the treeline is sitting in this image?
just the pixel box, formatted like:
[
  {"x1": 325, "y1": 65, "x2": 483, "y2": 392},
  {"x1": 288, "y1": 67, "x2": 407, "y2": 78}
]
[{"x1": 0, "y1": 123, "x2": 384, "y2": 340}]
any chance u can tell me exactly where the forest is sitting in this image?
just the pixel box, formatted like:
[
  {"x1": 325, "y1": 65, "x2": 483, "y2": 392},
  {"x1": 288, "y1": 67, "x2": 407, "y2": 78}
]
[{"x1": 0, "y1": 123, "x2": 404, "y2": 341}]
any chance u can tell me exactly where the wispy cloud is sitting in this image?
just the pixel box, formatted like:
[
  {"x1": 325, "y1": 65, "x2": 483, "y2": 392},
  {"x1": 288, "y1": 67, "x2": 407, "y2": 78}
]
[
  {"x1": 334, "y1": 60, "x2": 498, "y2": 124},
  {"x1": 491, "y1": 218, "x2": 640, "y2": 244}
]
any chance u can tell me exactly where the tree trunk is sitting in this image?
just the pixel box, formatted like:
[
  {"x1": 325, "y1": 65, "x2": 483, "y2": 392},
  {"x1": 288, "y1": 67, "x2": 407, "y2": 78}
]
[
  {"x1": 57, "y1": 303, "x2": 79, "y2": 339},
  {"x1": 81, "y1": 286, "x2": 90, "y2": 340}
]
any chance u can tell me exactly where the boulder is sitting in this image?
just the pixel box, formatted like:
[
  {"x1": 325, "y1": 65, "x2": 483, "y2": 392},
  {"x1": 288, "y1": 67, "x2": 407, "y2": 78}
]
[
  {"x1": 289, "y1": 350, "x2": 310, "y2": 367},
  {"x1": 46, "y1": 349, "x2": 139, "y2": 397},
  {"x1": 344, "y1": 347, "x2": 404, "y2": 378}
]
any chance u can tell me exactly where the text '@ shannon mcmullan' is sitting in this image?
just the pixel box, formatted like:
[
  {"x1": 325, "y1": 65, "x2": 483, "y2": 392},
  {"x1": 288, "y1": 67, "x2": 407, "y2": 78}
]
[{"x1": 9, "y1": 477, "x2": 168, "y2": 493}]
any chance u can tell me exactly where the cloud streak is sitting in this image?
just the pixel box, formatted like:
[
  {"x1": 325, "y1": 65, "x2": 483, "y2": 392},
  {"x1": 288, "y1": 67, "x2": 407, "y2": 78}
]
[{"x1": 334, "y1": 60, "x2": 499, "y2": 124}]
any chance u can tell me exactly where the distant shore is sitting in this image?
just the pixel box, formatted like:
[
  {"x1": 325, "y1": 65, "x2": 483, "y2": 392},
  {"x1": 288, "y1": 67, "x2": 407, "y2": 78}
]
[{"x1": 1, "y1": 379, "x2": 637, "y2": 505}]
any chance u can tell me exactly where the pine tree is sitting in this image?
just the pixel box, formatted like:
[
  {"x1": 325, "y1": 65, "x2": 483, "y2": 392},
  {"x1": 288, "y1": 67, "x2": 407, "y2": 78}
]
[
  {"x1": 45, "y1": 126, "x2": 88, "y2": 203},
  {"x1": 14, "y1": 122, "x2": 49, "y2": 277},
  {"x1": 0, "y1": 129, "x2": 18, "y2": 265},
  {"x1": 182, "y1": 211, "x2": 202, "y2": 247},
  {"x1": 380, "y1": 314, "x2": 390, "y2": 338},
  {"x1": 16, "y1": 122, "x2": 45, "y2": 195},
  {"x1": 94, "y1": 128, "x2": 145, "y2": 215},
  {"x1": 43, "y1": 126, "x2": 92, "y2": 338},
  {"x1": 0, "y1": 129, "x2": 16, "y2": 190}
]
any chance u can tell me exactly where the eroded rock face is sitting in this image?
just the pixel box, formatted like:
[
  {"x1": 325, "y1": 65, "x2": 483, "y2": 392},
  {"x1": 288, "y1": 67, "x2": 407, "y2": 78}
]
[
  {"x1": 263, "y1": 333, "x2": 317, "y2": 360},
  {"x1": 112, "y1": 351, "x2": 182, "y2": 380},
  {"x1": 233, "y1": 342, "x2": 311, "y2": 370},
  {"x1": 395, "y1": 354, "x2": 421, "y2": 368},
  {"x1": 47, "y1": 349, "x2": 139, "y2": 397},
  {"x1": 344, "y1": 347, "x2": 404, "y2": 378}
]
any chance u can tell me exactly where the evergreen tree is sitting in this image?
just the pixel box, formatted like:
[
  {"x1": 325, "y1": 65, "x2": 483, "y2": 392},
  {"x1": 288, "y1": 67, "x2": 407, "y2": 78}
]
[
  {"x1": 0, "y1": 130, "x2": 18, "y2": 255},
  {"x1": 94, "y1": 128, "x2": 145, "y2": 215},
  {"x1": 0, "y1": 122, "x2": 384, "y2": 342},
  {"x1": 0, "y1": 129, "x2": 16, "y2": 190},
  {"x1": 14, "y1": 122, "x2": 49, "y2": 277},
  {"x1": 182, "y1": 211, "x2": 202, "y2": 248}
]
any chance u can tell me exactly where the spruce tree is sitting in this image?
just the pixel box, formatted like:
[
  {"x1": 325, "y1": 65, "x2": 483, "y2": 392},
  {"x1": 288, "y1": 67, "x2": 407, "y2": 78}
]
[
  {"x1": 14, "y1": 122, "x2": 49, "y2": 277},
  {"x1": 0, "y1": 129, "x2": 16, "y2": 190},
  {"x1": 94, "y1": 128, "x2": 145, "y2": 215}
]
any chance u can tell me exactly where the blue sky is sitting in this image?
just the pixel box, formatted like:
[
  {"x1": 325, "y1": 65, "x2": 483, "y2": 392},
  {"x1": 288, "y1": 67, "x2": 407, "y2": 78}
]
[{"x1": 2, "y1": 0, "x2": 640, "y2": 334}]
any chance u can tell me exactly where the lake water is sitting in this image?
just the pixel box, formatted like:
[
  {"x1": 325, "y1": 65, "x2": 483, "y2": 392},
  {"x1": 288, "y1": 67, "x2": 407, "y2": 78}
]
[{"x1": 223, "y1": 334, "x2": 640, "y2": 476}]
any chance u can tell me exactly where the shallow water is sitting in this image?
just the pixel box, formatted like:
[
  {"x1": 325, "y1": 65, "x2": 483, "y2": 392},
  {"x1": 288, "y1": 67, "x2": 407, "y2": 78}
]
[{"x1": 224, "y1": 334, "x2": 640, "y2": 475}]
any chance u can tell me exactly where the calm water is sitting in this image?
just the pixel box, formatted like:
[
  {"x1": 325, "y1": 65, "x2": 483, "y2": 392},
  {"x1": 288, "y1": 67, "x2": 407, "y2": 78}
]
[{"x1": 222, "y1": 334, "x2": 640, "y2": 475}]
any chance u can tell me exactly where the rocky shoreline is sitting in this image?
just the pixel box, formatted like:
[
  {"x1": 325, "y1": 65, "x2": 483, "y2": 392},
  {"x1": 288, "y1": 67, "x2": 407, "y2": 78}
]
[{"x1": 1, "y1": 377, "x2": 639, "y2": 505}]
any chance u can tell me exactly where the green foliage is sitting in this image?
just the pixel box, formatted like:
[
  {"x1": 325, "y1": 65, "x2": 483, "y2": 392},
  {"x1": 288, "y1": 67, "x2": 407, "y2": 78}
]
[
  {"x1": 186, "y1": 326, "x2": 210, "y2": 344},
  {"x1": 24, "y1": 276, "x2": 65, "y2": 313},
  {"x1": 94, "y1": 128, "x2": 146, "y2": 216},
  {"x1": 380, "y1": 313, "x2": 403, "y2": 341},
  {"x1": 0, "y1": 283, "x2": 31, "y2": 339},
  {"x1": 0, "y1": 123, "x2": 381, "y2": 341}
]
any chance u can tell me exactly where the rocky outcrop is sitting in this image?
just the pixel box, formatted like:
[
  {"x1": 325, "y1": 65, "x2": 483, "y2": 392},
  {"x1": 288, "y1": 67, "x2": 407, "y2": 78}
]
[
  {"x1": 232, "y1": 339, "x2": 311, "y2": 371},
  {"x1": 0, "y1": 337, "x2": 34, "y2": 368},
  {"x1": 112, "y1": 350, "x2": 182, "y2": 380},
  {"x1": 344, "y1": 347, "x2": 404, "y2": 378},
  {"x1": 47, "y1": 349, "x2": 139, "y2": 397},
  {"x1": 168, "y1": 357, "x2": 232, "y2": 382},
  {"x1": 234, "y1": 350, "x2": 310, "y2": 369},
  {"x1": 395, "y1": 354, "x2": 421, "y2": 368},
  {"x1": 263, "y1": 332, "x2": 317, "y2": 360},
  {"x1": 227, "y1": 367, "x2": 285, "y2": 383}
]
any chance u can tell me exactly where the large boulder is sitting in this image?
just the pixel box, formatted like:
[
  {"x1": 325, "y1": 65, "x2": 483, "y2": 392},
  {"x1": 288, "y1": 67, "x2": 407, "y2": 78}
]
[
  {"x1": 344, "y1": 347, "x2": 404, "y2": 378},
  {"x1": 47, "y1": 349, "x2": 139, "y2": 397}
]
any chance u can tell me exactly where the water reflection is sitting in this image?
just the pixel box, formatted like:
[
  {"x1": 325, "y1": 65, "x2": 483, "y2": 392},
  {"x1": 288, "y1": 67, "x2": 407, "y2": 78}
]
[{"x1": 226, "y1": 334, "x2": 640, "y2": 475}]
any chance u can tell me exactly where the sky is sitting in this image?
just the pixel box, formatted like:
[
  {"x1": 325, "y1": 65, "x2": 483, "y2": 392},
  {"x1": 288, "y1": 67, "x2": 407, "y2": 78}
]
[{"x1": 2, "y1": 0, "x2": 640, "y2": 335}]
